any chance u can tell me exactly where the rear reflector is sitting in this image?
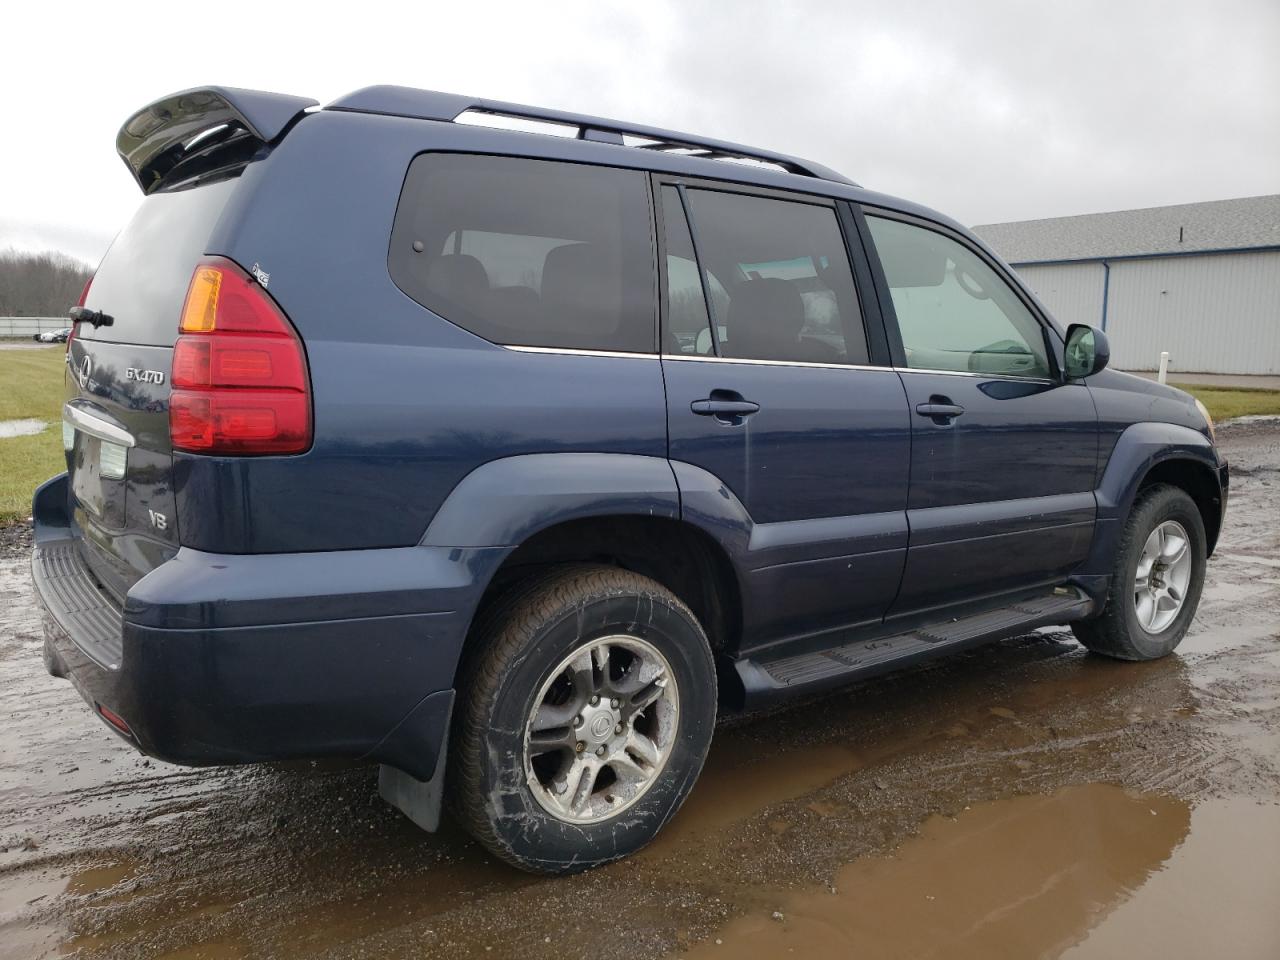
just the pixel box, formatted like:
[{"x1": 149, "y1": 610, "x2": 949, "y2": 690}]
[
  {"x1": 97, "y1": 703, "x2": 134, "y2": 737},
  {"x1": 171, "y1": 258, "x2": 311, "y2": 455}
]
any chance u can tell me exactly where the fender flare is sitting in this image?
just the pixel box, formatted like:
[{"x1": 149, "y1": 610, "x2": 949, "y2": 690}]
[
  {"x1": 420, "y1": 453, "x2": 681, "y2": 547},
  {"x1": 1080, "y1": 421, "x2": 1224, "y2": 577},
  {"x1": 1096, "y1": 421, "x2": 1222, "y2": 521}
]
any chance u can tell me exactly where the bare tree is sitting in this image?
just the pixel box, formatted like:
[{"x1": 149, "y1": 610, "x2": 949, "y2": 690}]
[{"x1": 0, "y1": 249, "x2": 94, "y2": 317}]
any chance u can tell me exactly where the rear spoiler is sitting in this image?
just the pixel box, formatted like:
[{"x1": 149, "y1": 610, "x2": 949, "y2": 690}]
[{"x1": 117, "y1": 86, "x2": 317, "y2": 194}]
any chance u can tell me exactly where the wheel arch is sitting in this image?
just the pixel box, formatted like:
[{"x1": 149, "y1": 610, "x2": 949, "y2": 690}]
[
  {"x1": 421, "y1": 453, "x2": 750, "y2": 682},
  {"x1": 1135, "y1": 457, "x2": 1224, "y2": 556},
  {"x1": 1085, "y1": 422, "x2": 1226, "y2": 581},
  {"x1": 467, "y1": 513, "x2": 744, "y2": 662}
]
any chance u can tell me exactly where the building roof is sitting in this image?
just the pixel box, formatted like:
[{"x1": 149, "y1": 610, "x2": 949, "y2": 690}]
[{"x1": 972, "y1": 194, "x2": 1280, "y2": 265}]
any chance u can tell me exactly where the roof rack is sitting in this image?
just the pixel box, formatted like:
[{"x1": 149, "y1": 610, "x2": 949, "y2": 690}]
[{"x1": 327, "y1": 86, "x2": 855, "y2": 186}]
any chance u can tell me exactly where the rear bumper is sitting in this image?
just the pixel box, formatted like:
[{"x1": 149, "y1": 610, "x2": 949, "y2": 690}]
[{"x1": 31, "y1": 474, "x2": 505, "y2": 781}]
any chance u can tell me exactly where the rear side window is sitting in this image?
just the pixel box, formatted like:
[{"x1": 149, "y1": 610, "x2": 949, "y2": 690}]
[
  {"x1": 669, "y1": 188, "x2": 869, "y2": 365},
  {"x1": 390, "y1": 154, "x2": 655, "y2": 353},
  {"x1": 659, "y1": 186, "x2": 729, "y2": 355}
]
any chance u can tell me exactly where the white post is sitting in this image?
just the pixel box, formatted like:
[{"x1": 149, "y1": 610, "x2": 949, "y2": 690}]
[{"x1": 1157, "y1": 351, "x2": 1170, "y2": 384}]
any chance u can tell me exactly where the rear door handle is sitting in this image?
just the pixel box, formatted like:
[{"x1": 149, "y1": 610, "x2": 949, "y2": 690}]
[
  {"x1": 691, "y1": 396, "x2": 760, "y2": 424},
  {"x1": 915, "y1": 401, "x2": 965, "y2": 421},
  {"x1": 691, "y1": 399, "x2": 760, "y2": 416}
]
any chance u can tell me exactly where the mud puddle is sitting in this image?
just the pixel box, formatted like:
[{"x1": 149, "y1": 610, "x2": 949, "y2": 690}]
[{"x1": 682, "y1": 785, "x2": 1280, "y2": 959}]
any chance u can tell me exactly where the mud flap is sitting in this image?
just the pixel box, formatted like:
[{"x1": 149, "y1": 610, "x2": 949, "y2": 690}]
[{"x1": 377, "y1": 709, "x2": 451, "y2": 833}]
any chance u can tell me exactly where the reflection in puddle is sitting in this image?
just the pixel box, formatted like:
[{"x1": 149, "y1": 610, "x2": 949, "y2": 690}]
[
  {"x1": 64, "y1": 859, "x2": 137, "y2": 896},
  {"x1": 682, "y1": 785, "x2": 1280, "y2": 959}
]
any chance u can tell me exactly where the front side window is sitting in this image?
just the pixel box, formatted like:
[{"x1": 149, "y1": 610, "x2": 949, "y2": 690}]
[
  {"x1": 663, "y1": 187, "x2": 868, "y2": 365},
  {"x1": 866, "y1": 216, "x2": 1052, "y2": 378},
  {"x1": 390, "y1": 154, "x2": 654, "y2": 353}
]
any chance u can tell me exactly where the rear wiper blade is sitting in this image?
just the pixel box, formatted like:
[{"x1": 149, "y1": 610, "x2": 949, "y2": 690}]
[{"x1": 68, "y1": 306, "x2": 114, "y2": 328}]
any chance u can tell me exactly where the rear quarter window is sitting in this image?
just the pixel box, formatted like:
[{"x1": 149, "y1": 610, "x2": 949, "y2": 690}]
[{"x1": 389, "y1": 154, "x2": 655, "y2": 353}]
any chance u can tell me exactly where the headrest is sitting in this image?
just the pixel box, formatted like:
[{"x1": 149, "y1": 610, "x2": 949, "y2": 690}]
[
  {"x1": 727, "y1": 278, "x2": 806, "y2": 357},
  {"x1": 426, "y1": 254, "x2": 489, "y2": 303},
  {"x1": 541, "y1": 243, "x2": 619, "y2": 335}
]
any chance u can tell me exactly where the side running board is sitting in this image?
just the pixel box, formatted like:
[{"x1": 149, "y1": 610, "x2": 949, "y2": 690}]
[{"x1": 736, "y1": 588, "x2": 1093, "y2": 706}]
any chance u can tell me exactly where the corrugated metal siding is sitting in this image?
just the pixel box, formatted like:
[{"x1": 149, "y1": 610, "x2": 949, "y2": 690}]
[
  {"x1": 1015, "y1": 262, "x2": 1105, "y2": 329},
  {"x1": 1104, "y1": 251, "x2": 1280, "y2": 374}
]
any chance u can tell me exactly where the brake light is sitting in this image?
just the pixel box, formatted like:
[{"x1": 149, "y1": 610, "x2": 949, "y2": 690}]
[{"x1": 170, "y1": 258, "x2": 311, "y2": 455}]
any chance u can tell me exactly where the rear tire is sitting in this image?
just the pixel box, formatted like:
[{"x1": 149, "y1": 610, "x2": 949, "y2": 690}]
[
  {"x1": 449, "y1": 564, "x2": 716, "y2": 874},
  {"x1": 1072, "y1": 484, "x2": 1206, "y2": 660}
]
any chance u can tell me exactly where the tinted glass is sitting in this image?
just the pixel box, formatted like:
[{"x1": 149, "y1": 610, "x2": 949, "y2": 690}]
[
  {"x1": 682, "y1": 189, "x2": 867, "y2": 365},
  {"x1": 660, "y1": 186, "x2": 729, "y2": 355},
  {"x1": 390, "y1": 154, "x2": 655, "y2": 353},
  {"x1": 866, "y1": 216, "x2": 1052, "y2": 378},
  {"x1": 79, "y1": 178, "x2": 238, "y2": 346}
]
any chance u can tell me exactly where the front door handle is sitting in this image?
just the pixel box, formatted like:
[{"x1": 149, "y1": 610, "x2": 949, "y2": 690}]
[
  {"x1": 915, "y1": 399, "x2": 965, "y2": 423},
  {"x1": 691, "y1": 393, "x2": 760, "y2": 425}
]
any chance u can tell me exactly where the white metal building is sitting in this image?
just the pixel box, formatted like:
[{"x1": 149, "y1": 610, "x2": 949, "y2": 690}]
[{"x1": 973, "y1": 195, "x2": 1280, "y2": 375}]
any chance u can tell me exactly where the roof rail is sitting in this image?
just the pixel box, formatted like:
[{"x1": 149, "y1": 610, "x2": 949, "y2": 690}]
[{"x1": 327, "y1": 85, "x2": 855, "y2": 186}]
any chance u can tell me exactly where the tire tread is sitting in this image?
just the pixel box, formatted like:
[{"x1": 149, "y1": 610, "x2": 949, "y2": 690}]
[
  {"x1": 448, "y1": 564, "x2": 710, "y2": 871},
  {"x1": 1072, "y1": 483, "x2": 1205, "y2": 660}
]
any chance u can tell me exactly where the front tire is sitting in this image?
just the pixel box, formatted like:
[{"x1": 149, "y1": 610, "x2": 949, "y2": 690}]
[
  {"x1": 449, "y1": 565, "x2": 716, "y2": 874},
  {"x1": 1072, "y1": 484, "x2": 1206, "y2": 660}
]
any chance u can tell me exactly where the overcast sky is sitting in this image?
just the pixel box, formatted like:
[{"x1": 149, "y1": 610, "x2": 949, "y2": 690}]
[{"x1": 2, "y1": 0, "x2": 1276, "y2": 267}]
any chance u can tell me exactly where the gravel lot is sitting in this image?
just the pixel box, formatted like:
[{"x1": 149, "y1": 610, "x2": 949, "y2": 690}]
[{"x1": 1, "y1": 422, "x2": 1277, "y2": 959}]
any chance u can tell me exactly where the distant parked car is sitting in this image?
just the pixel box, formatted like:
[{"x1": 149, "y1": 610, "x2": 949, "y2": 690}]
[
  {"x1": 32, "y1": 327, "x2": 71, "y2": 343},
  {"x1": 34, "y1": 84, "x2": 1228, "y2": 875}
]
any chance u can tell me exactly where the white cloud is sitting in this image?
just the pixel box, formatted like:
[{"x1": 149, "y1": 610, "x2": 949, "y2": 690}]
[{"x1": 0, "y1": 0, "x2": 1276, "y2": 267}]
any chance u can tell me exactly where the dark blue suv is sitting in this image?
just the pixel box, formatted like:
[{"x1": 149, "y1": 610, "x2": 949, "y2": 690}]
[{"x1": 33, "y1": 85, "x2": 1228, "y2": 873}]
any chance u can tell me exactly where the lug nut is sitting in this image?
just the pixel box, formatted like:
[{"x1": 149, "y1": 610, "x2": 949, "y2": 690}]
[
  {"x1": 611, "y1": 698, "x2": 620, "y2": 709},
  {"x1": 575, "y1": 742, "x2": 584, "y2": 753},
  {"x1": 590, "y1": 695, "x2": 600, "y2": 706},
  {"x1": 573, "y1": 715, "x2": 583, "y2": 728},
  {"x1": 614, "y1": 723, "x2": 624, "y2": 735},
  {"x1": 596, "y1": 746, "x2": 607, "y2": 757}
]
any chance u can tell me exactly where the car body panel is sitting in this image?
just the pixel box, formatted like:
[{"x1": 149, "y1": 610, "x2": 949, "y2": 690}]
[{"x1": 888, "y1": 373, "x2": 1099, "y2": 614}]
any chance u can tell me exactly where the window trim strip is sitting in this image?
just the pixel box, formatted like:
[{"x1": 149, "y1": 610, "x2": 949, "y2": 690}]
[
  {"x1": 502, "y1": 344, "x2": 659, "y2": 360},
  {"x1": 659, "y1": 353, "x2": 889, "y2": 373},
  {"x1": 504, "y1": 343, "x2": 1064, "y2": 383}
]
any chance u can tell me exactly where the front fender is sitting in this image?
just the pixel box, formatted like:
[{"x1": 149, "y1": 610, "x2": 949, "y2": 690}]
[
  {"x1": 1095, "y1": 421, "x2": 1222, "y2": 521},
  {"x1": 1078, "y1": 420, "x2": 1224, "y2": 580},
  {"x1": 420, "y1": 453, "x2": 680, "y2": 548}
]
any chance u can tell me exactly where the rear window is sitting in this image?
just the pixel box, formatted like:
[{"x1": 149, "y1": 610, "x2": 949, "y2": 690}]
[
  {"x1": 79, "y1": 179, "x2": 238, "y2": 346},
  {"x1": 389, "y1": 154, "x2": 655, "y2": 353}
]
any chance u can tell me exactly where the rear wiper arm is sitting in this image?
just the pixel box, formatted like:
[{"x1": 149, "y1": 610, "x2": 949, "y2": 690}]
[{"x1": 68, "y1": 306, "x2": 114, "y2": 328}]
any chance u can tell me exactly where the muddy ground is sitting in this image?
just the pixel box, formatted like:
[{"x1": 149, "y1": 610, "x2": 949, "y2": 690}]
[{"x1": 1, "y1": 423, "x2": 1277, "y2": 960}]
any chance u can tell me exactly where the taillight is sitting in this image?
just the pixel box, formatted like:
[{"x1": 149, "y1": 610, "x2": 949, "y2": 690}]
[
  {"x1": 68, "y1": 276, "x2": 92, "y2": 353},
  {"x1": 170, "y1": 258, "x2": 311, "y2": 455}
]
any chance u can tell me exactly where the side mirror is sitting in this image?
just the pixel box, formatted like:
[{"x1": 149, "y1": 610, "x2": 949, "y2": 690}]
[{"x1": 1064, "y1": 324, "x2": 1110, "y2": 379}]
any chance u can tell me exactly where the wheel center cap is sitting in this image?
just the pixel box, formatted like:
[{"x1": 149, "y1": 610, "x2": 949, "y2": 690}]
[
  {"x1": 580, "y1": 703, "x2": 618, "y2": 745},
  {"x1": 589, "y1": 715, "x2": 614, "y2": 740}
]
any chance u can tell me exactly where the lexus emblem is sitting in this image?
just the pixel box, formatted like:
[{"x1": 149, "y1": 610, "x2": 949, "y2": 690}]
[{"x1": 77, "y1": 355, "x2": 92, "y2": 390}]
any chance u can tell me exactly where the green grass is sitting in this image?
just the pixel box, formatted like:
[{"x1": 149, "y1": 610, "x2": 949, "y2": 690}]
[
  {"x1": 0, "y1": 347, "x2": 66, "y2": 421},
  {"x1": 1170, "y1": 384, "x2": 1280, "y2": 422},
  {"x1": 0, "y1": 347, "x2": 66, "y2": 520},
  {"x1": 0, "y1": 426, "x2": 63, "y2": 520}
]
